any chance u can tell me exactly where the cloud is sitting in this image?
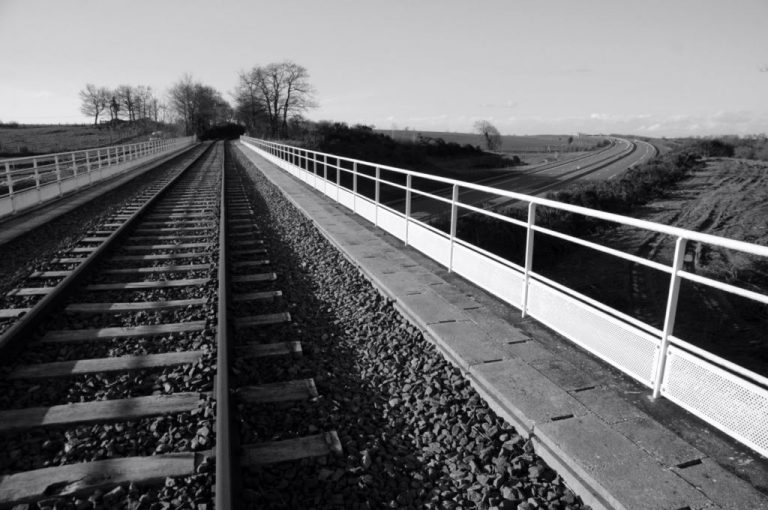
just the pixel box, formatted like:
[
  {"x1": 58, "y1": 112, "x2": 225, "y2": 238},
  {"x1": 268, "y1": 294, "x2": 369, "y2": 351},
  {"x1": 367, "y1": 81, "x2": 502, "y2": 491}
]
[
  {"x1": 27, "y1": 90, "x2": 53, "y2": 98},
  {"x1": 337, "y1": 110, "x2": 768, "y2": 138},
  {"x1": 561, "y1": 66, "x2": 593, "y2": 74},
  {"x1": 479, "y1": 100, "x2": 518, "y2": 109}
]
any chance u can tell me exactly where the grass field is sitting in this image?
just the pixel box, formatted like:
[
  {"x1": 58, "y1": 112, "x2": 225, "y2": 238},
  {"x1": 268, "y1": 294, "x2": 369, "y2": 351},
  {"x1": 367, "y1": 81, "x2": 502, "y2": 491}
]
[
  {"x1": 382, "y1": 129, "x2": 608, "y2": 152},
  {"x1": 380, "y1": 129, "x2": 614, "y2": 166},
  {"x1": 0, "y1": 123, "x2": 174, "y2": 157}
]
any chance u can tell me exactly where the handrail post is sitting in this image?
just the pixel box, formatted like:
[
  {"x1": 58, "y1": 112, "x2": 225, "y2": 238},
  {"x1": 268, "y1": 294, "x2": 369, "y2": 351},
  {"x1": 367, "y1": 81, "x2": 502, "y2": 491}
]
[
  {"x1": 71, "y1": 153, "x2": 78, "y2": 178},
  {"x1": 405, "y1": 174, "x2": 412, "y2": 246},
  {"x1": 54, "y1": 155, "x2": 62, "y2": 196},
  {"x1": 335, "y1": 157, "x2": 340, "y2": 202},
  {"x1": 313, "y1": 152, "x2": 318, "y2": 189},
  {"x1": 521, "y1": 202, "x2": 537, "y2": 317},
  {"x1": 85, "y1": 151, "x2": 92, "y2": 185},
  {"x1": 323, "y1": 154, "x2": 328, "y2": 195},
  {"x1": 449, "y1": 184, "x2": 459, "y2": 272},
  {"x1": 352, "y1": 161, "x2": 358, "y2": 212},
  {"x1": 652, "y1": 236, "x2": 687, "y2": 399},
  {"x1": 33, "y1": 158, "x2": 41, "y2": 203},
  {"x1": 4, "y1": 161, "x2": 15, "y2": 213},
  {"x1": 375, "y1": 166, "x2": 381, "y2": 227}
]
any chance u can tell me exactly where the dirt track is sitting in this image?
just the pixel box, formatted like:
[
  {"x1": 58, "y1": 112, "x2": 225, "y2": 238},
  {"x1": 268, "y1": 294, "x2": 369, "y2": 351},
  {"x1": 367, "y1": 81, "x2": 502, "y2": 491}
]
[{"x1": 543, "y1": 158, "x2": 768, "y2": 375}]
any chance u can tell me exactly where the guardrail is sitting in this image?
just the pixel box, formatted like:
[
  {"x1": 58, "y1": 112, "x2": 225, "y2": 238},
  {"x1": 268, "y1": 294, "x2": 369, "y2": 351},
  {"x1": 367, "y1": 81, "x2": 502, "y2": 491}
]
[
  {"x1": 240, "y1": 136, "x2": 768, "y2": 458},
  {"x1": 0, "y1": 136, "x2": 196, "y2": 219}
]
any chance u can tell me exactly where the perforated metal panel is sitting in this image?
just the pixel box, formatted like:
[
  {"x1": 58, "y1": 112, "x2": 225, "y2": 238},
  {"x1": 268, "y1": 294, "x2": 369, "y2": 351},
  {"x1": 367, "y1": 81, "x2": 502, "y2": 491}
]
[
  {"x1": 354, "y1": 197, "x2": 377, "y2": 224},
  {"x1": 0, "y1": 198, "x2": 12, "y2": 216},
  {"x1": 377, "y1": 208, "x2": 406, "y2": 241},
  {"x1": 452, "y1": 243, "x2": 523, "y2": 308},
  {"x1": 527, "y1": 278, "x2": 659, "y2": 386},
  {"x1": 662, "y1": 347, "x2": 768, "y2": 458},
  {"x1": 338, "y1": 188, "x2": 355, "y2": 211},
  {"x1": 408, "y1": 222, "x2": 451, "y2": 267}
]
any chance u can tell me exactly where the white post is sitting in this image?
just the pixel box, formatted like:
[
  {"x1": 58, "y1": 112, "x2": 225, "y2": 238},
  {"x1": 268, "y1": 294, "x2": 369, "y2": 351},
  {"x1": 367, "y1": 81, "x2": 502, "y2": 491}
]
[
  {"x1": 313, "y1": 153, "x2": 318, "y2": 189},
  {"x1": 652, "y1": 237, "x2": 687, "y2": 399},
  {"x1": 521, "y1": 202, "x2": 537, "y2": 317},
  {"x1": 54, "y1": 155, "x2": 62, "y2": 196},
  {"x1": 4, "y1": 161, "x2": 15, "y2": 213},
  {"x1": 323, "y1": 154, "x2": 328, "y2": 195},
  {"x1": 352, "y1": 161, "x2": 358, "y2": 212},
  {"x1": 335, "y1": 158, "x2": 340, "y2": 202},
  {"x1": 33, "y1": 158, "x2": 41, "y2": 203},
  {"x1": 71, "y1": 153, "x2": 78, "y2": 178},
  {"x1": 449, "y1": 184, "x2": 459, "y2": 272},
  {"x1": 405, "y1": 174, "x2": 412, "y2": 247},
  {"x1": 85, "y1": 151, "x2": 92, "y2": 185},
  {"x1": 374, "y1": 166, "x2": 381, "y2": 227}
]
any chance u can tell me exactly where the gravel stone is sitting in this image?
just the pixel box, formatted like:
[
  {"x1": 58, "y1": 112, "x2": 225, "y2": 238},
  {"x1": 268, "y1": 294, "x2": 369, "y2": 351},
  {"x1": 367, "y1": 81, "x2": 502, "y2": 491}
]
[{"x1": 230, "y1": 146, "x2": 586, "y2": 509}]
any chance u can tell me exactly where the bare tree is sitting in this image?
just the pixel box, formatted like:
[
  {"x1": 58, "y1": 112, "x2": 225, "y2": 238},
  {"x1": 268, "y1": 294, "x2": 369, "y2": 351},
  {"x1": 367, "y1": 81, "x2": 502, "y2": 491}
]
[
  {"x1": 233, "y1": 69, "x2": 268, "y2": 133},
  {"x1": 279, "y1": 61, "x2": 316, "y2": 136},
  {"x1": 109, "y1": 94, "x2": 120, "y2": 122},
  {"x1": 235, "y1": 61, "x2": 316, "y2": 138},
  {"x1": 168, "y1": 75, "x2": 232, "y2": 136},
  {"x1": 474, "y1": 120, "x2": 503, "y2": 151},
  {"x1": 79, "y1": 84, "x2": 109, "y2": 125},
  {"x1": 168, "y1": 74, "x2": 196, "y2": 135},
  {"x1": 117, "y1": 85, "x2": 136, "y2": 122}
]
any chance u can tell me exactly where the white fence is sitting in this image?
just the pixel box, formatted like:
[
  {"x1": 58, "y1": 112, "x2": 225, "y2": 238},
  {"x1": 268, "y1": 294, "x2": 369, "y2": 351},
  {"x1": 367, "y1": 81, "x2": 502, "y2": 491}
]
[
  {"x1": 0, "y1": 136, "x2": 196, "y2": 219},
  {"x1": 240, "y1": 137, "x2": 768, "y2": 459}
]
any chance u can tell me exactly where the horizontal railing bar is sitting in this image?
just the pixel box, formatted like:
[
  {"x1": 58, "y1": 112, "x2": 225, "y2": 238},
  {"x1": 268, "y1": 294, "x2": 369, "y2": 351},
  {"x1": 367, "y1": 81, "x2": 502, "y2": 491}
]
[
  {"x1": 457, "y1": 201, "x2": 529, "y2": 228},
  {"x1": 669, "y1": 335, "x2": 768, "y2": 389},
  {"x1": 0, "y1": 138, "x2": 191, "y2": 166},
  {"x1": 533, "y1": 224, "x2": 673, "y2": 274},
  {"x1": 530, "y1": 271, "x2": 664, "y2": 337},
  {"x1": 250, "y1": 138, "x2": 768, "y2": 259},
  {"x1": 408, "y1": 186, "x2": 454, "y2": 205},
  {"x1": 678, "y1": 270, "x2": 768, "y2": 305},
  {"x1": 451, "y1": 236, "x2": 526, "y2": 273}
]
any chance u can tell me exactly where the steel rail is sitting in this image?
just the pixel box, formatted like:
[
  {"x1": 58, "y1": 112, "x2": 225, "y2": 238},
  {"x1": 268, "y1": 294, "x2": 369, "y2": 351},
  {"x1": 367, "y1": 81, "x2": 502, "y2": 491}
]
[
  {"x1": 215, "y1": 146, "x2": 237, "y2": 510},
  {"x1": 0, "y1": 143, "x2": 213, "y2": 361}
]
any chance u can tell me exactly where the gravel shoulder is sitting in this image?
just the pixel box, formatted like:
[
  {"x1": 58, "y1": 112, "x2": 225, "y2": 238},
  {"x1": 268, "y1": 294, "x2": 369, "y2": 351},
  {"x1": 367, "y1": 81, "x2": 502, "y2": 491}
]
[{"x1": 231, "y1": 146, "x2": 586, "y2": 509}]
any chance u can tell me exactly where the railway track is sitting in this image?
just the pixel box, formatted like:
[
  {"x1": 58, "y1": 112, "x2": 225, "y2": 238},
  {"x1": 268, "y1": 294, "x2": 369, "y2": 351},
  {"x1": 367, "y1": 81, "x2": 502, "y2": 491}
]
[
  {"x1": 0, "y1": 140, "x2": 587, "y2": 509},
  {"x1": 0, "y1": 141, "x2": 341, "y2": 508}
]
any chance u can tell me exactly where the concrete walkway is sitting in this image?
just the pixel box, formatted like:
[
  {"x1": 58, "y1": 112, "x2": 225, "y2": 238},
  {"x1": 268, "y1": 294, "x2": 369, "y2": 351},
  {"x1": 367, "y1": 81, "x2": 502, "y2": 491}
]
[
  {"x1": 236, "y1": 142, "x2": 768, "y2": 510},
  {"x1": 0, "y1": 145, "x2": 196, "y2": 248}
]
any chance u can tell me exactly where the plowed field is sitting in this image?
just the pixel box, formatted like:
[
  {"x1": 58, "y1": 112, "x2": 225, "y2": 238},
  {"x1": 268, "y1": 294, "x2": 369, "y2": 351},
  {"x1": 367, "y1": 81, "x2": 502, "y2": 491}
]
[{"x1": 542, "y1": 158, "x2": 768, "y2": 375}]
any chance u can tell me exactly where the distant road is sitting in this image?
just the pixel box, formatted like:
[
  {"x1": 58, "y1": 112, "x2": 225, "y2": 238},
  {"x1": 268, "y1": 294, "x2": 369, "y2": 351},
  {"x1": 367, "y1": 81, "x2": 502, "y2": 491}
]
[{"x1": 403, "y1": 137, "x2": 657, "y2": 219}]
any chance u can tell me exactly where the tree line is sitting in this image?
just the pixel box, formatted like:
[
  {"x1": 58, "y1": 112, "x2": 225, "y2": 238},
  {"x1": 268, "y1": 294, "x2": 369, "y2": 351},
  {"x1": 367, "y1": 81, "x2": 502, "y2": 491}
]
[
  {"x1": 79, "y1": 84, "x2": 165, "y2": 126},
  {"x1": 232, "y1": 61, "x2": 315, "y2": 138},
  {"x1": 78, "y1": 60, "x2": 317, "y2": 139}
]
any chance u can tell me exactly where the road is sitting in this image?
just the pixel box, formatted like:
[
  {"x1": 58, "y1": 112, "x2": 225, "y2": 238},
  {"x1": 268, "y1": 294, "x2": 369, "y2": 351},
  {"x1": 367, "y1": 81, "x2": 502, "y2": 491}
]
[{"x1": 399, "y1": 137, "x2": 657, "y2": 219}]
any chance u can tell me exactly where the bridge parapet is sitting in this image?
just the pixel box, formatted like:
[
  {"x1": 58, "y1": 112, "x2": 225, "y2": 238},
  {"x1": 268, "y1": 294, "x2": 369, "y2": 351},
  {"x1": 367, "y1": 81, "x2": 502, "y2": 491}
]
[
  {"x1": 0, "y1": 136, "x2": 196, "y2": 219},
  {"x1": 240, "y1": 136, "x2": 768, "y2": 459}
]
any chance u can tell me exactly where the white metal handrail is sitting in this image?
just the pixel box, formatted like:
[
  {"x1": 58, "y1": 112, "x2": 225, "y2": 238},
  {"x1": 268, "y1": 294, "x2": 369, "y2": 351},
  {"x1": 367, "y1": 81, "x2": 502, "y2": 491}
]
[
  {"x1": 1, "y1": 136, "x2": 195, "y2": 218},
  {"x1": 240, "y1": 136, "x2": 768, "y2": 458}
]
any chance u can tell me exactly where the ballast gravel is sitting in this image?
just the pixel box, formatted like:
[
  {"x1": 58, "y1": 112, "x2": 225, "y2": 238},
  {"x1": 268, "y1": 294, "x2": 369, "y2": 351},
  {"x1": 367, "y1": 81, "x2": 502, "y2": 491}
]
[
  {"x1": 0, "y1": 146, "x2": 209, "y2": 335},
  {"x1": 231, "y1": 146, "x2": 587, "y2": 510}
]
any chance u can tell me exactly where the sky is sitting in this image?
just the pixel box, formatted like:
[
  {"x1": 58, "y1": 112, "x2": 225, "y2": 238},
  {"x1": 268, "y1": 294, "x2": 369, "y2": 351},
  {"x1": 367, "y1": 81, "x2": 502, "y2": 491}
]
[{"x1": 0, "y1": 0, "x2": 766, "y2": 137}]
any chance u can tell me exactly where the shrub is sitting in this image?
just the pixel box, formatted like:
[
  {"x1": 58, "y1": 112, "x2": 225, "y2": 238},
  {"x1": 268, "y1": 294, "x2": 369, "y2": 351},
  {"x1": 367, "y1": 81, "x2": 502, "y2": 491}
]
[{"x1": 694, "y1": 138, "x2": 735, "y2": 158}]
